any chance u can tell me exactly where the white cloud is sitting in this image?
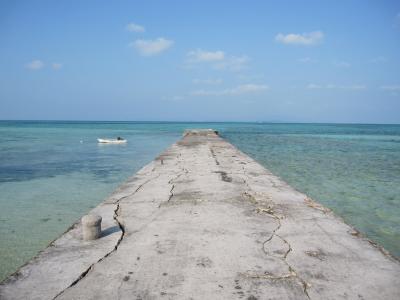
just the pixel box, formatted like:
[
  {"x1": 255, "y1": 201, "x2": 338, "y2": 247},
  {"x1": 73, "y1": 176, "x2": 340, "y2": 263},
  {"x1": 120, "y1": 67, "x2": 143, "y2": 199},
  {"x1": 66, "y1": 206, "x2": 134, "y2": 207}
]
[
  {"x1": 185, "y1": 49, "x2": 249, "y2": 71},
  {"x1": 231, "y1": 83, "x2": 269, "y2": 94},
  {"x1": 333, "y1": 61, "x2": 351, "y2": 68},
  {"x1": 380, "y1": 85, "x2": 400, "y2": 91},
  {"x1": 131, "y1": 38, "x2": 174, "y2": 56},
  {"x1": 52, "y1": 63, "x2": 62, "y2": 70},
  {"x1": 191, "y1": 83, "x2": 269, "y2": 96},
  {"x1": 193, "y1": 78, "x2": 223, "y2": 85},
  {"x1": 307, "y1": 83, "x2": 366, "y2": 90},
  {"x1": 275, "y1": 31, "x2": 324, "y2": 45},
  {"x1": 187, "y1": 49, "x2": 225, "y2": 62},
  {"x1": 25, "y1": 60, "x2": 44, "y2": 70},
  {"x1": 214, "y1": 55, "x2": 250, "y2": 71},
  {"x1": 126, "y1": 23, "x2": 145, "y2": 33}
]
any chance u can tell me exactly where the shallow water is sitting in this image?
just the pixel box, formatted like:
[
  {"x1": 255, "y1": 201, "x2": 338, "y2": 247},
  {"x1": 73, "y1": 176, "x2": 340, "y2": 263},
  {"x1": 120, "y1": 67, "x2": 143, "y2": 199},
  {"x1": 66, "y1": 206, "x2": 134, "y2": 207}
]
[
  {"x1": 222, "y1": 123, "x2": 400, "y2": 260},
  {"x1": 0, "y1": 121, "x2": 182, "y2": 280},
  {"x1": 0, "y1": 121, "x2": 399, "y2": 280}
]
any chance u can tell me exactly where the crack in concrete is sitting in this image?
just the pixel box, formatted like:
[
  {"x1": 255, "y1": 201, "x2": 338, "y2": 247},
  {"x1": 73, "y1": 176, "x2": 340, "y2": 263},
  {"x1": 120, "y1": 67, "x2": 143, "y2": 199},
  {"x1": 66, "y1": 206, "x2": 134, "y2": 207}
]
[
  {"x1": 53, "y1": 204, "x2": 126, "y2": 300},
  {"x1": 241, "y1": 270, "x2": 296, "y2": 280},
  {"x1": 165, "y1": 170, "x2": 187, "y2": 204},
  {"x1": 240, "y1": 165, "x2": 312, "y2": 300},
  {"x1": 214, "y1": 170, "x2": 233, "y2": 182},
  {"x1": 167, "y1": 184, "x2": 176, "y2": 203},
  {"x1": 158, "y1": 154, "x2": 188, "y2": 207},
  {"x1": 111, "y1": 174, "x2": 161, "y2": 205},
  {"x1": 54, "y1": 143, "x2": 307, "y2": 299},
  {"x1": 210, "y1": 147, "x2": 220, "y2": 165},
  {"x1": 52, "y1": 174, "x2": 160, "y2": 299}
]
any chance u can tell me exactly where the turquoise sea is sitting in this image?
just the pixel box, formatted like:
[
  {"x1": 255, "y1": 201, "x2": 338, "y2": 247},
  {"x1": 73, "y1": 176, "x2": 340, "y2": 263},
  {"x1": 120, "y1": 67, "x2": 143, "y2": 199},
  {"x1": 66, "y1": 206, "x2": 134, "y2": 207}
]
[{"x1": 0, "y1": 121, "x2": 399, "y2": 280}]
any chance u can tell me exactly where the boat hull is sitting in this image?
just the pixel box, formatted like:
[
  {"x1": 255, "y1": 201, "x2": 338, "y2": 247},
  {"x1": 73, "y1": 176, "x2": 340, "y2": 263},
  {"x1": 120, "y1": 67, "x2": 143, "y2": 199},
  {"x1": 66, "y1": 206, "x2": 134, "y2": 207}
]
[{"x1": 97, "y1": 139, "x2": 127, "y2": 144}]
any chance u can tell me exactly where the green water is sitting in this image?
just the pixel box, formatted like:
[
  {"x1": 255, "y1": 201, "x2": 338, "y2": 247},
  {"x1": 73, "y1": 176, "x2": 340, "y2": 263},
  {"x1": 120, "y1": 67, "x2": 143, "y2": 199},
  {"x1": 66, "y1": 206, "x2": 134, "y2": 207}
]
[
  {"x1": 222, "y1": 123, "x2": 400, "y2": 259},
  {"x1": 0, "y1": 121, "x2": 399, "y2": 280}
]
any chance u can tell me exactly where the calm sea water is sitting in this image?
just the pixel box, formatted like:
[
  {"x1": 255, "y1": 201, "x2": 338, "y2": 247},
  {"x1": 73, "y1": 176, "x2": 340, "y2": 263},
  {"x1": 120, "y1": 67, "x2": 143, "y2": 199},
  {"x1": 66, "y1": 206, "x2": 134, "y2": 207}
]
[{"x1": 0, "y1": 121, "x2": 399, "y2": 280}]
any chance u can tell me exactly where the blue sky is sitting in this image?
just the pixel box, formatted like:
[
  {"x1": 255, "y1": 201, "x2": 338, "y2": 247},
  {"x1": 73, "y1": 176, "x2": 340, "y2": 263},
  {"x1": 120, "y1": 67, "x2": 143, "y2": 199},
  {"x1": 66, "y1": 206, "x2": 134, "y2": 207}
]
[{"x1": 0, "y1": 0, "x2": 399, "y2": 123}]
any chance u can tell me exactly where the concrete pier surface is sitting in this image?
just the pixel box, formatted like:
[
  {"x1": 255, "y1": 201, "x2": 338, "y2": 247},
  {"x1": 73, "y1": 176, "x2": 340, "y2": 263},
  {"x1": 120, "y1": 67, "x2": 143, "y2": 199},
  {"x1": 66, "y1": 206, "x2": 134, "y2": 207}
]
[{"x1": 1, "y1": 130, "x2": 399, "y2": 300}]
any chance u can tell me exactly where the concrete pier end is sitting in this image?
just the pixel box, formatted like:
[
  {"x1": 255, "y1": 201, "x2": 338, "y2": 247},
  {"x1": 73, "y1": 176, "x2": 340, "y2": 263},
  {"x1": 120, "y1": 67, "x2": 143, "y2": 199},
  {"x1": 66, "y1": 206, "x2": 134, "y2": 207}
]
[{"x1": 1, "y1": 129, "x2": 399, "y2": 300}]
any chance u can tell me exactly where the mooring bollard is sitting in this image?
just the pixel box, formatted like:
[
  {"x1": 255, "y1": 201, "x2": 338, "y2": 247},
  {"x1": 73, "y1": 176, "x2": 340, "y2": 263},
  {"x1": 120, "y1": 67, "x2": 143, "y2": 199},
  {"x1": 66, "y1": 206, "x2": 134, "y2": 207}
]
[{"x1": 82, "y1": 214, "x2": 102, "y2": 240}]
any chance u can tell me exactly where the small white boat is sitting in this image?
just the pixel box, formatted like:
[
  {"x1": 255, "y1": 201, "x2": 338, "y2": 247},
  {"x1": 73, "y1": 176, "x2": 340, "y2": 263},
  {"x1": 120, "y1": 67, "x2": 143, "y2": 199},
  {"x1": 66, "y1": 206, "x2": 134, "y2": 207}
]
[{"x1": 97, "y1": 138, "x2": 127, "y2": 144}]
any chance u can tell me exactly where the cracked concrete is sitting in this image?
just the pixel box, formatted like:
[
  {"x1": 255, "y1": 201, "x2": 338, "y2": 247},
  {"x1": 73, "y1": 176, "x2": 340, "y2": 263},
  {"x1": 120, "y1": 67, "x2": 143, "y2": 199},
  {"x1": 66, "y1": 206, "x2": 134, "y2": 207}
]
[{"x1": 1, "y1": 129, "x2": 399, "y2": 299}]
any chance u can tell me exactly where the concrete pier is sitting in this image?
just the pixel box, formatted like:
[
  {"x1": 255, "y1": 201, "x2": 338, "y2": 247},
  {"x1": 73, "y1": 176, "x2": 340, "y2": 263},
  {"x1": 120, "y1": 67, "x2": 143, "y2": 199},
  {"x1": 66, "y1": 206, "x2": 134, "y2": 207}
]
[{"x1": 1, "y1": 129, "x2": 399, "y2": 299}]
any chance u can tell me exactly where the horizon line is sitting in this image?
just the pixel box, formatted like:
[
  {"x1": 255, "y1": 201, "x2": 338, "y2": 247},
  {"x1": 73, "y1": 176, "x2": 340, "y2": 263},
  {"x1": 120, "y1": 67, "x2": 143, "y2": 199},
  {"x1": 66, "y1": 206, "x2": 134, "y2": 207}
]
[{"x1": 0, "y1": 119, "x2": 400, "y2": 126}]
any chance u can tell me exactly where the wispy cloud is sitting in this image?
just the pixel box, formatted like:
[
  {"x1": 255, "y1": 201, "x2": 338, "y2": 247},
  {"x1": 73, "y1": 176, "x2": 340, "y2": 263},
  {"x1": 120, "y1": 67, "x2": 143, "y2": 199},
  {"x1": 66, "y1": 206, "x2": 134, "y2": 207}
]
[
  {"x1": 298, "y1": 57, "x2": 317, "y2": 63},
  {"x1": 193, "y1": 78, "x2": 223, "y2": 85},
  {"x1": 370, "y1": 56, "x2": 387, "y2": 63},
  {"x1": 307, "y1": 83, "x2": 366, "y2": 90},
  {"x1": 346, "y1": 85, "x2": 366, "y2": 90},
  {"x1": 275, "y1": 31, "x2": 324, "y2": 45},
  {"x1": 333, "y1": 61, "x2": 351, "y2": 68},
  {"x1": 187, "y1": 49, "x2": 225, "y2": 62},
  {"x1": 237, "y1": 73, "x2": 265, "y2": 81},
  {"x1": 380, "y1": 85, "x2": 400, "y2": 91},
  {"x1": 306, "y1": 83, "x2": 322, "y2": 89},
  {"x1": 185, "y1": 49, "x2": 249, "y2": 71},
  {"x1": 214, "y1": 55, "x2": 249, "y2": 71},
  {"x1": 52, "y1": 63, "x2": 62, "y2": 70},
  {"x1": 25, "y1": 60, "x2": 44, "y2": 70},
  {"x1": 131, "y1": 38, "x2": 174, "y2": 56},
  {"x1": 191, "y1": 83, "x2": 269, "y2": 96},
  {"x1": 126, "y1": 22, "x2": 145, "y2": 33},
  {"x1": 162, "y1": 95, "x2": 185, "y2": 102}
]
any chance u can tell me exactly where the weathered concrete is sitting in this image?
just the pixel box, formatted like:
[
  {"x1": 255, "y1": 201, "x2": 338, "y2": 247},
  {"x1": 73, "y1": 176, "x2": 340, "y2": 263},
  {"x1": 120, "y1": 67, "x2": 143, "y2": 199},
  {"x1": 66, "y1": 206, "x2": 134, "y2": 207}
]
[
  {"x1": 1, "y1": 129, "x2": 399, "y2": 300},
  {"x1": 82, "y1": 215, "x2": 102, "y2": 241}
]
